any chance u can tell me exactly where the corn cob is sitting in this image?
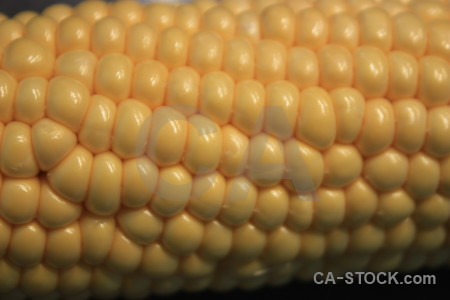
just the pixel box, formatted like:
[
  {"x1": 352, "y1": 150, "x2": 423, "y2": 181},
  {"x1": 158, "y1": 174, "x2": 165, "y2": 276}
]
[{"x1": 0, "y1": 0, "x2": 449, "y2": 298}]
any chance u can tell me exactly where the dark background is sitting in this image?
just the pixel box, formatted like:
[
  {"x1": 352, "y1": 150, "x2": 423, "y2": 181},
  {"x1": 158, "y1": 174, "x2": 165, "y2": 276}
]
[{"x1": 0, "y1": 0, "x2": 448, "y2": 298}]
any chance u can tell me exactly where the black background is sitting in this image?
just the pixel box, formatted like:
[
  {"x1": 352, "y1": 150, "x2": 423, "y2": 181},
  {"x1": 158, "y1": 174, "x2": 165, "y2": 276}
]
[{"x1": 0, "y1": 0, "x2": 448, "y2": 298}]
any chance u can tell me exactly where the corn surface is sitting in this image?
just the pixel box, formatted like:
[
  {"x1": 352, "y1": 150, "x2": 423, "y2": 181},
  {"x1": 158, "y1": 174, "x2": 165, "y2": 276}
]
[{"x1": 0, "y1": 0, "x2": 450, "y2": 298}]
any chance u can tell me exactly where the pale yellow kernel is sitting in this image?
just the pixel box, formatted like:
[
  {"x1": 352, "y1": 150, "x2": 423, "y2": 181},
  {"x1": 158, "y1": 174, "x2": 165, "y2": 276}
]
[
  {"x1": 112, "y1": 99, "x2": 152, "y2": 159},
  {"x1": 0, "y1": 259, "x2": 20, "y2": 293},
  {"x1": 179, "y1": 254, "x2": 215, "y2": 278},
  {"x1": 264, "y1": 80, "x2": 299, "y2": 140},
  {"x1": 47, "y1": 145, "x2": 93, "y2": 203},
  {"x1": 406, "y1": 153, "x2": 440, "y2": 199},
  {"x1": 174, "y1": 4, "x2": 200, "y2": 34},
  {"x1": 219, "y1": 176, "x2": 258, "y2": 226},
  {"x1": 110, "y1": 0, "x2": 142, "y2": 28},
  {"x1": 146, "y1": 109, "x2": 185, "y2": 167},
  {"x1": 415, "y1": 194, "x2": 450, "y2": 228},
  {"x1": 286, "y1": 47, "x2": 319, "y2": 89},
  {"x1": 425, "y1": 106, "x2": 450, "y2": 157},
  {"x1": 188, "y1": 172, "x2": 226, "y2": 221},
  {"x1": 126, "y1": 23, "x2": 157, "y2": 63},
  {"x1": 286, "y1": 194, "x2": 314, "y2": 231},
  {"x1": 58, "y1": 264, "x2": 91, "y2": 296},
  {"x1": 222, "y1": 0, "x2": 251, "y2": 14},
  {"x1": 392, "y1": 99, "x2": 427, "y2": 154},
  {"x1": 95, "y1": 54, "x2": 133, "y2": 104},
  {"x1": 296, "y1": 87, "x2": 336, "y2": 150},
  {"x1": 55, "y1": 50, "x2": 97, "y2": 93},
  {"x1": 45, "y1": 222, "x2": 81, "y2": 269},
  {"x1": 392, "y1": 12, "x2": 426, "y2": 58},
  {"x1": 42, "y1": 4, "x2": 73, "y2": 23},
  {"x1": 219, "y1": 125, "x2": 249, "y2": 177},
  {"x1": 295, "y1": 8, "x2": 328, "y2": 49},
  {"x1": 231, "y1": 80, "x2": 265, "y2": 136},
  {"x1": 0, "y1": 218, "x2": 12, "y2": 257},
  {"x1": 329, "y1": 13, "x2": 359, "y2": 49},
  {"x1": 157, "y1": 27, "x2": 189, "y2": 69},
  {"x1": 131, "y1": 60, "x2": 168, "y2": 109},
  {"x1": 356, "y1": 98, "x2": 394, "y2": 156},
  {"x1": 284, "y1": 139, "x2": 324, "y2": 194},
  {"x1": 202, "y1": 6, "x2": 236, "y2": 40},
  {"x1": 252, "y1": 185, "x2": 289, "y2": 230},
  {"x1": 364, "y1": 148, "x2": 409, "y2": 191},
  {"x1": 46, "y1": 76, "x2": 90, "y2": 132},
  {"x1": 223, "y1": 37, "x2": 255, "y2": 81},
  {"x1": 0, "y1": 121, "x2": 39, "y2": 177},
  {"x1": 354, "y1": 46, "x2": 389, "y2": 98},
  {"x1": 384, "y1": 218, "x2": 416, "y2": 252},
  {"x1": 105, "y1": 229, "x2": 143, "y2": 274},
  {"x1": 229, "y1": 223, "x2": 267, "y2": 261},
  {"x1": 14, "y1": 77, "x2": 47, "y2": 125},
  {"x1": 418, "y1": 56, "x2": 450, "y2": 107},
  {"x1": 285, "y1": 0, "x2": 313, "y2": 12},
  {"x1": 299, "y1": 231, "x2": 325, "y2": 260},
  {"x1": 387, "y1": 51, "x2": 418, "y2": 100},
  {"x1": 24, "y1": 16, "x2": 56, "y2": 53},
  {"x1": 20, "y1": 264, "x2": 58, "y2": 297},
  {"x1": 117, "y1": 207, "x2": 163, "y2": 245},
  {"x1": 86, "y1": 152, "x2": 122, "y2": 216},
  {"x1": 427, "y1": 19, "x2": 450, "y2": 61},
  {"x1": 74, "y1": 0, "x2": 109, "y2": 24},
  {"x1": 358, "y1": 7, "x2": 393, "y2": 52},
  {"x1": 162, "y1": 212, "x2": 204, "y2": 256},
  {"x1": 165, "y1": 66, "x2": 200, "y2": 116},
  {"x1": 313, "y1": 188, "x2": 346, "y2": 231},
  {"x1": 32, "y1": 118, "x2": 77, "y2": 171},
  {"x1": 80, "y1": 214, "x2": 115, "y2": 266},
  {"x1": 316, "y1": 0, "x2": 349, "y2": 16},
  {"x1": 142, "y1": 3, "x2": 175, "y2": 31},
  {"x1": 374, "y1": 189, "x2": 415, "y2": 227},
  {"x1": 198, "y1": 221, "x2": 232, "y2": 260},
  {"x1": 2, "y1": 38, "x2": 54, "y2": 80},
  {"x1": 255, "y1": 40, "x2": 286, "y2": 84},
  {"x1": 411, "y1": 0, "x2": 447, "y2": 22},
  {"x1": 150, "y1": 164, "x2": 192, "y2": 217},
  {"x1": 344, "y1": 179, "x2": 378, "y2": 228},
  {"x1": 261, "y1": 3, "x2": 295, "y2": 46},
  {"x1": 199, "y1": 71, "x2": 234, "y2": 125},
  {"x1": 248, "y1": 133, "x2": 284, "y2": 187},
  {"x1": 56, "y1": 17, "x2": 90, "y2": 54},
  {"x1": 90, "y1": 267, "x2": 122, "y2": 298},
  {"x1": 78, "y1": 95, "x2": 116, "y2": 154},
  {"x1": 0, "y1": 70, "x2": 17, "y2": 123},
  {"x1": 0, "y1": 19, "x2": 23, "y2": 50},
  {"x1": 236, "y1": 10, "x2": 260, "y2": 43},
  {"x1": 8, "y1": 221, "x2": 45, "y2": 267},
  {"x1": 318, "y1": 45, "x2": 353, "y2": 90},
  {"x1": 14, "y1": 11, "x2": 37, "y2": 25},
  {"x1": 38, "y1": 179, "x2": 81, "y2": 229},
  {"x1": 264, "y1": 226, "x2": 301, "y2": 264},
  {"x1": 184, "y1": 115, "x2": 222, "y2": 174},
  {"x1": 189, "y1": 30, "x2": 224, "y2": 74},
  {"x1": 140, "y1": 243, "x2": 178, "y2": 278},
  {"x1": 348, "y1": 224, "x2": 385, "y2": 254},
  {"x1": 323, "y1": 144, "x2": 363, "y2": 188}
]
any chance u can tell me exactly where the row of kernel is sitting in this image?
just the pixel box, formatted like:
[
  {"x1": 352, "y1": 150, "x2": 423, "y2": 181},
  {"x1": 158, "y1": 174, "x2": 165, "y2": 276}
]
[
  {"x1": 0, "y1": 81, "x2": 448, "y2": 182},
  {"x1": 3, "y1": 1, "x2": 449, "y2": 62},
  {"x1": 2, "y1": 32, "x2": 450, "y2": 106}
]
